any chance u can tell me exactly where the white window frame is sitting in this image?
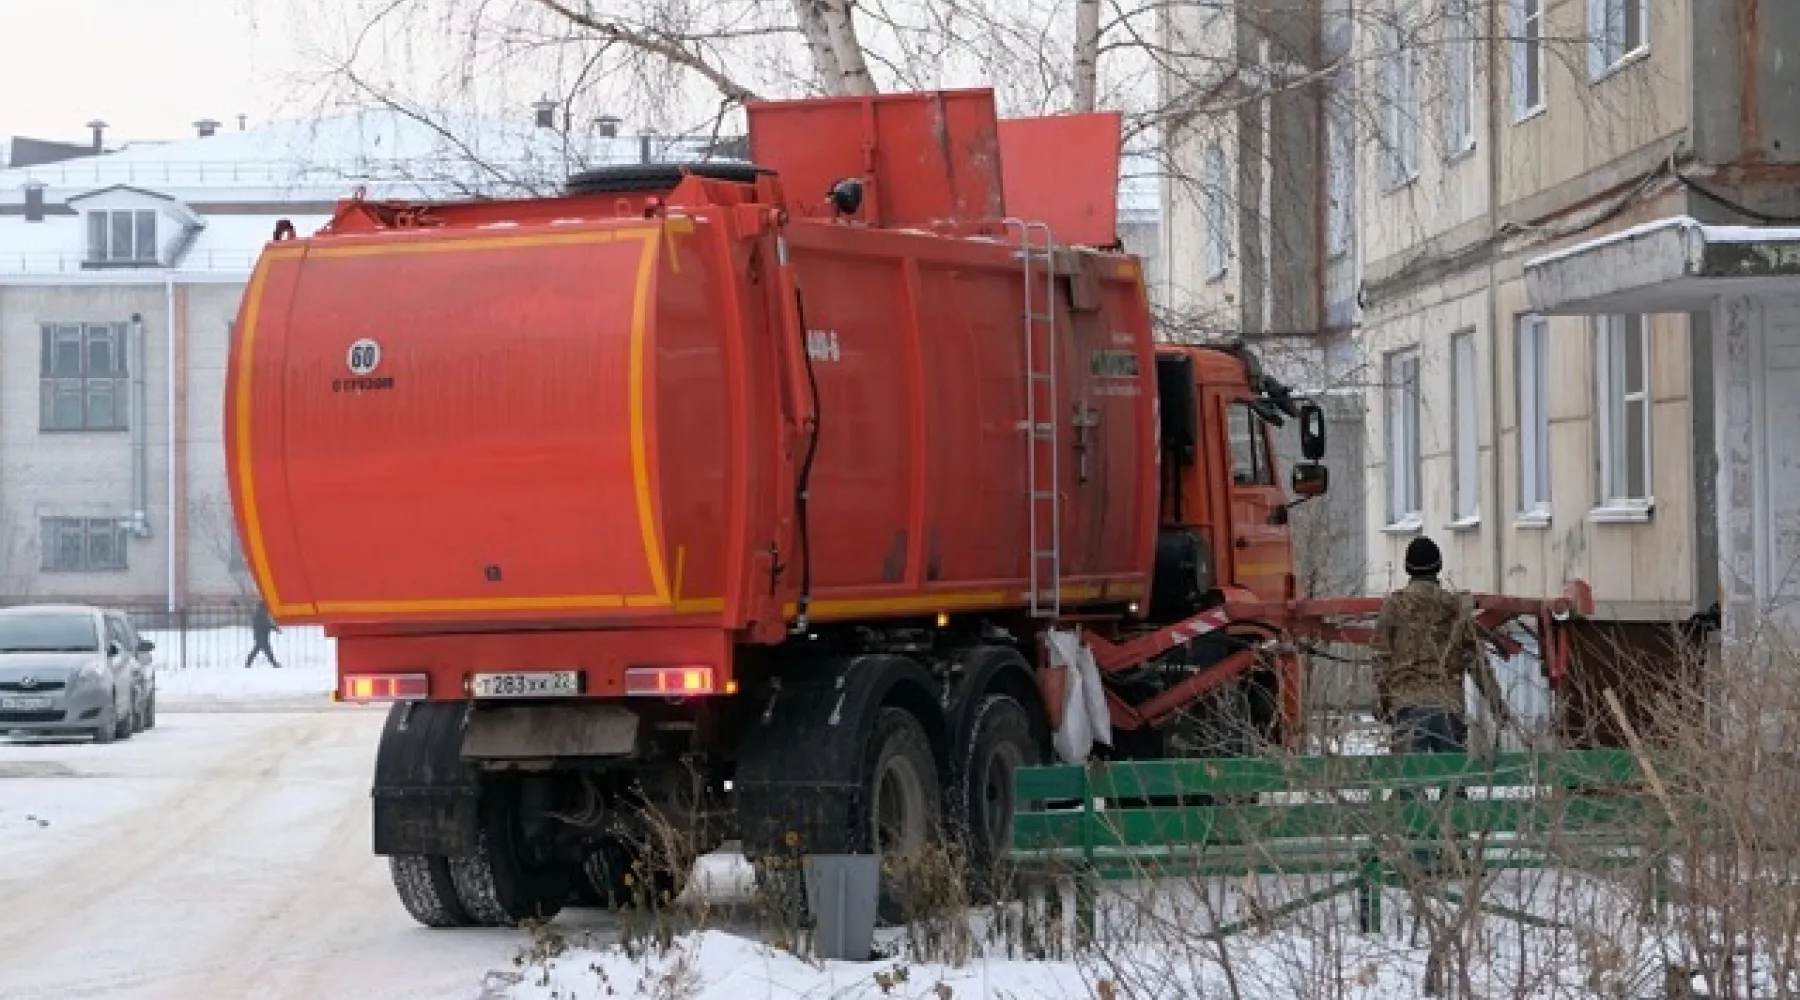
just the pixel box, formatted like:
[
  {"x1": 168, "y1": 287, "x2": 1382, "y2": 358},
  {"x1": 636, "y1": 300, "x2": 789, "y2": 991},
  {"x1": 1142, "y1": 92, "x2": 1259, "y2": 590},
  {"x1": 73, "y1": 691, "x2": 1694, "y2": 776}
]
[
  {"x1": 1517, "y1": 315, "x2": 1552, "y2": 522},
  {"x1": 84, "y1": 208, "x2": 160, "y2": 266},
  {"x1": 1511, "y1": 0, "x2": 1546, "y2": 121},
  {"x1": 1386, "y1": 347, "x2": 1423, "y2": 528},
  {"x1": 1203, "y1": 140, "x2": 1230, "y2": 280},
  {"x1": 1326, "y1": 79, "x2": 1354, "y2": 258},
  {"x1": 1444, "y1": 0, "x2": 1478, "y2": 158},
  {"x1": 1382, "y1": 13, "x2": 1421, "y2": 188},
  {"x1": 1588, "y1": 0, "x2": 1649, "y2": 79},
  {"x1": 1451, "y1": 329, "x2": 1480, "y2": 526},
  {"x1": 1593, "y1": 314, "x2": 1654, "y2": 519}
]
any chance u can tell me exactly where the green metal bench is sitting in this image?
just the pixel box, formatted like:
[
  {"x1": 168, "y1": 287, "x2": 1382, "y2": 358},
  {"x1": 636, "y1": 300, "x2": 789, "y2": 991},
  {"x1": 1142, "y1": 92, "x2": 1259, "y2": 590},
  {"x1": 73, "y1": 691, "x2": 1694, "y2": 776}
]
[{"x1": 1005, "y1": 749, "x2": 1670, "y2": 943}]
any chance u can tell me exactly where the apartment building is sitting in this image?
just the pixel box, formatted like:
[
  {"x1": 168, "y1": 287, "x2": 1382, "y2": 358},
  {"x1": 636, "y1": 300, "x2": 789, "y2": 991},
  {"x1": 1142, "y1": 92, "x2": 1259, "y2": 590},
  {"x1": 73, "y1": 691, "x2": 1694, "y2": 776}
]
[
  {"x1": 1162, "y1": 0, "x2": 1800, "y2": 731},
  {"x1": 1, "y1": 105, "x2": 1163, "y2": 612},
  {"x1": 1354, "y1": 0, "x2": 1797, "y2": 630},
  {"x1": 1158, "y1": 0, "x2": 1369, "y2": 602}
]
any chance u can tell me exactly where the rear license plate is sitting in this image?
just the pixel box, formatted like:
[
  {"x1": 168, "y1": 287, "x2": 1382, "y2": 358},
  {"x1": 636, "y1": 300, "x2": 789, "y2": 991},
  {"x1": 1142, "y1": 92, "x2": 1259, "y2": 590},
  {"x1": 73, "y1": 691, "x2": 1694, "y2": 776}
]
[
  {"x1": 0, "y1": 696, "x2": 53, "y2": 711},
  {"x1": 470, "y1": 671, "x2": 581, "y2": 699}
]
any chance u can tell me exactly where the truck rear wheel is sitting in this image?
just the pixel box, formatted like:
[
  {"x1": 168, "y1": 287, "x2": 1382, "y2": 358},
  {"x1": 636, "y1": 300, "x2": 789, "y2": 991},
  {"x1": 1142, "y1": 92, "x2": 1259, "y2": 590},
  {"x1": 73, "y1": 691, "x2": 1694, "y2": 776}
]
[
  {"x1": 748, "y1": 705, "x2": 944, "y2": 927},
  {"x1": 389, "y1": 855, "x2": 474, "y2": 927},
  {"x1": 863, "y1": 706, "x2": 943, "y2": 923},
  {"x1": 955, "y1": 695, "x2": 1039, "y2": 901},
  {"x1": 576, "y1": 835, "x2": 690, "y2": 911},
  {"x1": 448, "y1": 782, "x2": 568, "y2": 927}
]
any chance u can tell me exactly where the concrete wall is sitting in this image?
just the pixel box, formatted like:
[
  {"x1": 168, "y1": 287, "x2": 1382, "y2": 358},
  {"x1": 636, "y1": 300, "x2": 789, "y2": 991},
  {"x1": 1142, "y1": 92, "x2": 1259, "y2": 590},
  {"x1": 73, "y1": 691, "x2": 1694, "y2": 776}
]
[
  {"x1": 182, "y1": 282, "x2": 252, "y2": 601},
  {"x1": 1160, "y1": 1, "x2": 1321, "y2": 339},
  {"x1": 1691, "y1": 0, "x2": 1800, "y2": 171}
]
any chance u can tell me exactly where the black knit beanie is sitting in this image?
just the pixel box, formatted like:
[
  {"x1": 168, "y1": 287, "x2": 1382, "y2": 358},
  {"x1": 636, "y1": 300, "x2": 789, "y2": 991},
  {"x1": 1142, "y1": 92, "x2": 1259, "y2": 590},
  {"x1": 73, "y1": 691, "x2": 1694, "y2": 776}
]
[{"x1": 1404, "y1": 536, "x2": 1442, "y2": 578}]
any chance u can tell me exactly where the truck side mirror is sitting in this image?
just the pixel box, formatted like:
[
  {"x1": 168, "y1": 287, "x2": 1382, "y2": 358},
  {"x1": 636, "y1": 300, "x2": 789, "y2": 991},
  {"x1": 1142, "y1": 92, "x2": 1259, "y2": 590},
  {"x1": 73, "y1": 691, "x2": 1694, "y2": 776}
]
[
  {"x1": 1291, "y1": 462, "x2": 1329, "y2": 498},
  {"x1": 1299, "y1": 401, "x2": 1326, "y2": 461}
]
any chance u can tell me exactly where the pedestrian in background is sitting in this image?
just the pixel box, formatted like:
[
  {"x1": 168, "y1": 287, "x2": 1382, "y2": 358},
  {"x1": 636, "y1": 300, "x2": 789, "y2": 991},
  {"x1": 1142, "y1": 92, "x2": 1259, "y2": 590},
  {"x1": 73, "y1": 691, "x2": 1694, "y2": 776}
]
[{"x1": 246, "y1": 600, "x2": 282, "y2": 669}]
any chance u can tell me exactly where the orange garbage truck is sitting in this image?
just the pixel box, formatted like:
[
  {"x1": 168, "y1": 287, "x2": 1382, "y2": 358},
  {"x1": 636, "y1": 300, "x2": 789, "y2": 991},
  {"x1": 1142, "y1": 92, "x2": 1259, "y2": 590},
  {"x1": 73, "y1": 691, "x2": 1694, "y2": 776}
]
[{"x1": 224, "y1": 88, "x2": 1593, "y2": 926}]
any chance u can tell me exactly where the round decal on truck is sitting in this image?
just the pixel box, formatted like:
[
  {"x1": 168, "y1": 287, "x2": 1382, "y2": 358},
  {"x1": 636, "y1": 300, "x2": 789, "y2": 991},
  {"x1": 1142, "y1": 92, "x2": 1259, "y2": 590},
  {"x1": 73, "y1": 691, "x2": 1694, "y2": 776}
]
[{"x1": 347, "y1": 338, "x2": 382, "y2": 375}]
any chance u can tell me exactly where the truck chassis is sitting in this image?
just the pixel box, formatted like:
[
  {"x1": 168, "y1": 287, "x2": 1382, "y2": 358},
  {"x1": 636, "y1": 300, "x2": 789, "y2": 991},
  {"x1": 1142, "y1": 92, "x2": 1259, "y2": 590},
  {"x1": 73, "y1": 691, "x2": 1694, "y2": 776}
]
[{"x1": 365, "y1": 581, "x2": 1593, "y2": 927}]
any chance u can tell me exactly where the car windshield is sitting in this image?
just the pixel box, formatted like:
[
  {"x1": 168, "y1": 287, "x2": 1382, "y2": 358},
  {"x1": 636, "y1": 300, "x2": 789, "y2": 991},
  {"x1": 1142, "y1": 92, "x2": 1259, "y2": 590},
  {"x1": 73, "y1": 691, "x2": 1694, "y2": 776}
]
[{"x1": 0, "y1": 613, "x2": 101, "y2": 653}]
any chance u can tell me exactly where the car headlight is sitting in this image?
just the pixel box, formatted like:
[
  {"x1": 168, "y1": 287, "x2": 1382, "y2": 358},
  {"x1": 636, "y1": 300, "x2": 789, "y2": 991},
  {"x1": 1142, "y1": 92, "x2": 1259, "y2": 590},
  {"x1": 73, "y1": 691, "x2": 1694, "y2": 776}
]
[{"x1": 82, "y1": 661, "x2": 109, "y2": 683}]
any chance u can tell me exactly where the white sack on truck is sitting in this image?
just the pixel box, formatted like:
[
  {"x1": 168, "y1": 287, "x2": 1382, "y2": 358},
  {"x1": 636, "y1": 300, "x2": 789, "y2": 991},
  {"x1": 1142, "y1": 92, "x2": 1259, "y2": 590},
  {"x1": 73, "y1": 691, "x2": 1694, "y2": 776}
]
[{"x1": 1045, "y1": 628, "x2": 1113, "y2": 764}]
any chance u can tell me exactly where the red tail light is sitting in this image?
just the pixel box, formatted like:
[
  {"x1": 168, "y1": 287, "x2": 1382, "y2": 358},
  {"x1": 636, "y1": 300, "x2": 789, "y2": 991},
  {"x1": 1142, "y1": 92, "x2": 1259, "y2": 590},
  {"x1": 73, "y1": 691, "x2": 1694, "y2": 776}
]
[
  {"x1": 624, "y1": 666, "x2": 720, "y2": 696},
  {"x1": 340, "y1": 673, "x2": 430, "y2": 702}
]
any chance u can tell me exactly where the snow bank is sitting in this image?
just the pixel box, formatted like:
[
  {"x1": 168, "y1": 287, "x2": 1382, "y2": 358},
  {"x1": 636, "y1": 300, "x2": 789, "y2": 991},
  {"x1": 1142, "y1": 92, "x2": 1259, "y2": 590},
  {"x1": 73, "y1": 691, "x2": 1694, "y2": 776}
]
[
  {"x1": 497, "y1": 868, "x2": 1701, "y2": 1000},
  {"x1": 497, "y1": 917, "x2": 1611, "y2": 1000},
  {"x1": 503, "y1": 928, "x2": 1109, "y2": 1000},
  {"x1": 143, "y1": 625, "x2": 338, "y2": 707}
]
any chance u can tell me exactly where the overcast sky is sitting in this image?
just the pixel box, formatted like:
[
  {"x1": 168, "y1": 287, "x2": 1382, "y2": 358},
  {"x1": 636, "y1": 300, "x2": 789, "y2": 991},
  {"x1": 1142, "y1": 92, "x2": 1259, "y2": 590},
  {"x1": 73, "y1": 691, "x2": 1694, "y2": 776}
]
[{"x1": 0, "y1": 0, "x2": 311, "y2": 143}]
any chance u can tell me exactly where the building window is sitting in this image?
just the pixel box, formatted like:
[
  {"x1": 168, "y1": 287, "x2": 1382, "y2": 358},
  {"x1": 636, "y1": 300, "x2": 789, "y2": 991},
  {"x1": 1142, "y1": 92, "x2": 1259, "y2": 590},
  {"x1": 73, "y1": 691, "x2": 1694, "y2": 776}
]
[
  {"x1": 40, "y1": 323, "x2": 131, "y2": 432},
  {"x1": 85, "y1": 209, "x2": 159, "y2": 265},
  {"x1": 1444, "y1": 0, "x2": 1477, "y2": 156},
  {"x1": 1595, "y1": 314, "x2": 1652, "y2": 509},
  {"x1": 41, "y1": 517, "x2": 129, "y2": 573},
  {"x1": 1382, "y1": 14, "x2": 1420, "y2": 187},
  {"x1": 1204, "y1": 140, "x2": 1230, "y2": 279},
  {"x1": 1512, "y1": 0, "x2": 1545, "y2": 120},
  {"x1": 1517, "y1": 315, "x2": 1551, "y2": 518},
  {"x1": 1589, "y1": 0, "x2": 1647, "y2": 77},
  {"x1": 1452, "y1": 330, "x2": 1480, "y2": 524},
  {"x1": 1326, "y1": 78, "x2": 1354, "y2": 258},
  {"x1": 1386, "y1": 347, "x2": 1422, "y2": 526}
]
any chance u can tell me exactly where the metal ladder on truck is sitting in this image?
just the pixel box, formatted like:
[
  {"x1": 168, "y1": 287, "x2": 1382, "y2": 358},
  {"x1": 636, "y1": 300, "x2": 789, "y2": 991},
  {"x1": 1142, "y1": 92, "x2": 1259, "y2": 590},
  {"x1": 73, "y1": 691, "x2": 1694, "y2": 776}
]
[{"x1": 1007, "y1": 219, "x2": 1061, "y2": 618}]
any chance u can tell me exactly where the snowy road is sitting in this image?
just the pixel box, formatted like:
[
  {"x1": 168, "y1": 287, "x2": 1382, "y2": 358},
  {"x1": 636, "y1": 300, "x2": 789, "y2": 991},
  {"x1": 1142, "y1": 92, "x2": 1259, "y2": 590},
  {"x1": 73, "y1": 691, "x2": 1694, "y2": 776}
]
[{"x1": 0, "y1": 708, "x2": 563, "y2": 1000}]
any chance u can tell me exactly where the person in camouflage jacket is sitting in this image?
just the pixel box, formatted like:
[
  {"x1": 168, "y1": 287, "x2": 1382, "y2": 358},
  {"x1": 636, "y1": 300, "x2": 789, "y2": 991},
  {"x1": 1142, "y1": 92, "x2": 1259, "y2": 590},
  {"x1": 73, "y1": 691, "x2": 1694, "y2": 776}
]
[{"x1": 1370, "y1": 536, "x2": 1513, "y2": 755}]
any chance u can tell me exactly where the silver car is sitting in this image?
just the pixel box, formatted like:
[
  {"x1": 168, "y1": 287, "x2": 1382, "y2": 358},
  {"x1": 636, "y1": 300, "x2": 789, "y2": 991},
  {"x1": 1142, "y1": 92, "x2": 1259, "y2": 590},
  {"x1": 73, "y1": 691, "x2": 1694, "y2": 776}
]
[{"x1": 0, "y1": 604, "x2": 151, "y2": 742}]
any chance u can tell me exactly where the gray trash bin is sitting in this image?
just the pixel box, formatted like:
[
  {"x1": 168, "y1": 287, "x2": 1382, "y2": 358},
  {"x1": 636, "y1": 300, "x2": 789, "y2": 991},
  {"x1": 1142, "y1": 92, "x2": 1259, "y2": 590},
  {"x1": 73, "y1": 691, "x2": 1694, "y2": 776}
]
[{"x1": 802, "y1": 853, "x2": 881, "y2": 961}]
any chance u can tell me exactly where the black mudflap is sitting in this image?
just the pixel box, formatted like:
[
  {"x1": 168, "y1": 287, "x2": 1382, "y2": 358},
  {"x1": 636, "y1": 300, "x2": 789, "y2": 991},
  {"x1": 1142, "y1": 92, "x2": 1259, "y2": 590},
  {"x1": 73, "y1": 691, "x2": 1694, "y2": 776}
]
[
  {"x1": 735, "y1": 685, "x2": 864, "y2": 862},
  {"x1": 371, "y1": 700, "x2": 480, "y2": 858},
  {"x1": 734, "y1": 655, "x2": 947, "y2": 865}
]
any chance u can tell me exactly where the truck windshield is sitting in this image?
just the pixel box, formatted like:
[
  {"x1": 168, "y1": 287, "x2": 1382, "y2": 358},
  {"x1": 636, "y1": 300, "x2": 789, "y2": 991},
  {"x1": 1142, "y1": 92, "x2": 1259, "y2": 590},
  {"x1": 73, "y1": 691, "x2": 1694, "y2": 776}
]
[{"x1": 0, "y1": 613, "x2": 101, "y2": 653}]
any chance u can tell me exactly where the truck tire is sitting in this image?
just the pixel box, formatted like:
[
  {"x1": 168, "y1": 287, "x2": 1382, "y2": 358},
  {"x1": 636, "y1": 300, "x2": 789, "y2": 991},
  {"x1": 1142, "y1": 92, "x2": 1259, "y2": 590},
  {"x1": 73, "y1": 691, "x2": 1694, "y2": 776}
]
[
  {"x1": 862, "y1": 707, "x2": 943, "y2": 924},
  {"x1": 389, "y1": 855, "x2": 474, "y2": 927},
  {"x1": 576, "y1": 835, "x2": 689, "y2": 911},
  {"x1": 954, "y1": 695, "x2": 1039, "y2": 901},
  {"x1": 564, "y1": 162, "x2": 767, "y2": 195},
  {"x1": 747, "y1": 705, "x2": 944, "y2": 928},
  {"x1": 448, "y1": 784, "x2": 568, "y2": 927}
]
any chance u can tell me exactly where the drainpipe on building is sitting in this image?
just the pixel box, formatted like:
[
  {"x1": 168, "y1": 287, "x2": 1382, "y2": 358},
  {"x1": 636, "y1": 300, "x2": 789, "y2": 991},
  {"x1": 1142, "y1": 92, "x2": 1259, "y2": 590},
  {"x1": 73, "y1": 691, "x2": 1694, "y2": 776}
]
[
  {"x1": 1484, "y1": 0, "x2": 1505, "y2": 599},
  {"x1": 1257, "y1": 38, "x2": 1273, "y2": 336},
  {"x1": 166, "y1": 276, "x2": 177, "y2": 618},
  {"x1": 128, "y1": 314, "x2": 151, "y2": 540}
]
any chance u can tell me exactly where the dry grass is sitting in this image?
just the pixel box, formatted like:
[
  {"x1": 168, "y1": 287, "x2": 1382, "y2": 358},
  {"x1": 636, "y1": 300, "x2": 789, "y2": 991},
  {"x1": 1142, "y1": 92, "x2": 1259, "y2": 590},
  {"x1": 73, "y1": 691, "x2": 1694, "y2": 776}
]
[{"x1": 509, "y1": 614, "x2": 1800, "y2": 999}]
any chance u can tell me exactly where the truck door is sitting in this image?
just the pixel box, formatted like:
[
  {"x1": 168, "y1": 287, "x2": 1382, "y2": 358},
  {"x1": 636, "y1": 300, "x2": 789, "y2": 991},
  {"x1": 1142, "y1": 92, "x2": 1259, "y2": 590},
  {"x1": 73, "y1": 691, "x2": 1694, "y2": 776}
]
[{"x1": 1222, "y1": 397, "x2": 1294, "y2": 600}]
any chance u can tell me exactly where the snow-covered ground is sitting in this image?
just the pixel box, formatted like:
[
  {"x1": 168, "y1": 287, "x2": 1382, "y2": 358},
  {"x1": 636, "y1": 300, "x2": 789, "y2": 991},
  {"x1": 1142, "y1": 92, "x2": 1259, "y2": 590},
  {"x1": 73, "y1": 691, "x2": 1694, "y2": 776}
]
[
  {"x1": 142, "y1": 625, "x2": 338, "y2": 709},
  {"x1": 0, "y1": 708, "x2": 546, "y2": 999}
]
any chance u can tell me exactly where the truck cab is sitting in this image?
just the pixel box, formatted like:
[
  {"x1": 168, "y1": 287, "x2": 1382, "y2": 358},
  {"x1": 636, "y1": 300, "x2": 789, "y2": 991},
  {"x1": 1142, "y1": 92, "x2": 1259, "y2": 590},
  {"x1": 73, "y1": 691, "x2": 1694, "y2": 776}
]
[{"x1": 1150, "y1": 343, "x2": 1328, "y2": 619}]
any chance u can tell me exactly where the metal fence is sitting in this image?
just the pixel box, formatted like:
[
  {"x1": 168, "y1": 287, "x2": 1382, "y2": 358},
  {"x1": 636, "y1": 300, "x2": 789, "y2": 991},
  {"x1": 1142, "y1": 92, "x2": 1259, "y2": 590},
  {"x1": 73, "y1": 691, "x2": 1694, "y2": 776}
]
[{"x1": 112, "y1": 602, "x2": 336, "y2": 673}]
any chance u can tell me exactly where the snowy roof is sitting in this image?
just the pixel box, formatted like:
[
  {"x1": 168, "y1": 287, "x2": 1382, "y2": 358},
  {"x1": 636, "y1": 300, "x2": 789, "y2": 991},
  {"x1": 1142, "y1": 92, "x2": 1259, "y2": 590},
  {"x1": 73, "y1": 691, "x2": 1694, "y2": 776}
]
[
  {"x1": 1, "y1": 105, "x2": 1159, "y2": 281},
  {"x1": 0, "y1": 107, "x2": 730, "y2": 205}
]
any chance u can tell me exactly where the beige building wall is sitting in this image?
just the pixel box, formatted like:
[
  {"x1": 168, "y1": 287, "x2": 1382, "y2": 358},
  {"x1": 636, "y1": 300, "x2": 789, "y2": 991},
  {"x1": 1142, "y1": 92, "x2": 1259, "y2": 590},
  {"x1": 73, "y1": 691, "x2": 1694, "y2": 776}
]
[
  {"x1": 1159, "y1": 0, "x2": 1244, "y2": 329},
  {"x1": 1359, "y1": 0, "x2": 1705, "y2": 621}
]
